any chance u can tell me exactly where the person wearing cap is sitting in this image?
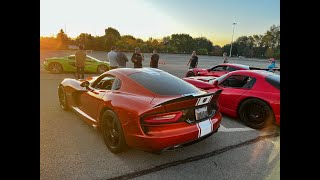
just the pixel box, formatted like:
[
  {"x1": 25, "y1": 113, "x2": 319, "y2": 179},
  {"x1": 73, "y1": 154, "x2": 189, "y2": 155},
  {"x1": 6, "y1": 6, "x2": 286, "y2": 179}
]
[
  {"x1": 267, "y1": 58, "x2": 276, "y2": 72},
  {"x1": 186, "y1": 51, "x2": 198, "y2": 69},
  {"x1": 107, "y1": 46, "x2": 118, "y2": 70},
  {"x1": 131, "y1": 47, "x2": 144, "y2": 68}
]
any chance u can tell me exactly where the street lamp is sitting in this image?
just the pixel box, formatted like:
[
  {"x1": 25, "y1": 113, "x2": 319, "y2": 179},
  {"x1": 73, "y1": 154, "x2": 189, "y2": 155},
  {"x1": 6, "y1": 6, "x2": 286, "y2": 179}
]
[{"x1": 229, "y1": 22, "x2": 237, "y2": 57}]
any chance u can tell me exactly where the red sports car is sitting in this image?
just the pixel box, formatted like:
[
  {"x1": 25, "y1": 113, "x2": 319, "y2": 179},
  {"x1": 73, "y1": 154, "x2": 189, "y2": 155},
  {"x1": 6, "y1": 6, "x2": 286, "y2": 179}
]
[
  {"x1": 183, "y1": 70, "x2": 280, "y2": 129},
  {"x1": 58, "y1": 68, "x2": 222, "y2": 154},
  {"x1": 185, "y1": 63, "x2": 251, "y2": 77}
]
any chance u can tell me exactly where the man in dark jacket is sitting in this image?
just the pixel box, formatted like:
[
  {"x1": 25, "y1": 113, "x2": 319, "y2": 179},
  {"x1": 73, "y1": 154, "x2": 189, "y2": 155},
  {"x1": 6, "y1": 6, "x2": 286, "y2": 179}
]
[
  {"x1": 131, "y1": 47, "x2": 144, "y2": 68},
  {"x1": 116, "y1": 48, "x2": 128, "y2": 68},
  {"x1": 75, "y1": 45, "x2": 86, "y2": 79},
  {"x1": 186, "y1": 51, "x2": 198, "y2": 69},
  {"x1": 150, "y1": 49, "x2": 160, "y2": 68}
]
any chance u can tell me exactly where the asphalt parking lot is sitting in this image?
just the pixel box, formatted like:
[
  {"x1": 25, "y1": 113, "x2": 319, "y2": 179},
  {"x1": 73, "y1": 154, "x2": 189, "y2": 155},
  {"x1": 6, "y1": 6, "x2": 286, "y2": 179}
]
[{"x1": 40, "y1": 50, "x2": 280, "y2": 180}]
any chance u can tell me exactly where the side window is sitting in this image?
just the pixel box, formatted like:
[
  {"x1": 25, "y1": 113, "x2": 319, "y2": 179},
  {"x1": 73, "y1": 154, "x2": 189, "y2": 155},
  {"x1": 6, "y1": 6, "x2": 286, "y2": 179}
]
[
  {"x1": 93, "y1": 76, "x2": 115, "y2": 90},
  {"x1": 220, "y1": 75, "x2": 256, "y2": 88},
  {"x1": 68, "y1": 56, "x2": 75, "y2": 60},
  {"x1": 111, "y1": 78, "x2": 122, "y2": 90},
  {"x1": 211, "y1": 66, "x2": 227, "y2": 71},
  {"x1": 226, "y1": 66, "x2": 239, "y2": 72},
  {"x1": 86, "y1": 57, "x2": 93, "y2": 62}
]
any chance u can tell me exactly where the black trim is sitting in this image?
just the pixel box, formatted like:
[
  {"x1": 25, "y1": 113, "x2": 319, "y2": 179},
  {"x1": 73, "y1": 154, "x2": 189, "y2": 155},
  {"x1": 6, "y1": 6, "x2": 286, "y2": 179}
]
[{"x1": 156, "y1": 90, "x2": 222, "y2": 107}]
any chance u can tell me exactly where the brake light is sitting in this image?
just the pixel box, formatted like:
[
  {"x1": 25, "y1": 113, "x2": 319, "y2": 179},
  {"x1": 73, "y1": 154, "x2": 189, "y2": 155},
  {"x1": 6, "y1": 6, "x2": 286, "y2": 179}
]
[{"x1": 143, "y1": 111, "x2": 183, "y2": 124}]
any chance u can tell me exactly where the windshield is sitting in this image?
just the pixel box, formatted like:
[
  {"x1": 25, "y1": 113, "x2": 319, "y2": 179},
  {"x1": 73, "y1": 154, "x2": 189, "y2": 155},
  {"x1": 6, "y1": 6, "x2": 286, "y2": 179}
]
[
  {"x1": 87, "y1": 56, "x2": 101, "y2": 62},
  {"x1": 128, "y1": 69, "x2": 201, "y2": 95}
]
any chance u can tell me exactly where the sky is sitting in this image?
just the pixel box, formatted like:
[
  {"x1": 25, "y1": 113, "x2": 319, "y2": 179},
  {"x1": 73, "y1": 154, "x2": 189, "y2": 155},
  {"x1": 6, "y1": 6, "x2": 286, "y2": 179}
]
[{"x1": 40, "y1": 0, "x2": 280, "y2": 46}]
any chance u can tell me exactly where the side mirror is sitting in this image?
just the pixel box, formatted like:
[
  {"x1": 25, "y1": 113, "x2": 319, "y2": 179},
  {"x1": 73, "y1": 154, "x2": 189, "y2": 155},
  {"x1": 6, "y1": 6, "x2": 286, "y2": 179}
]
[
  {"x1": 213, "y1": 80, "x2": 219, "y2": 87},
  {"x1": 80, "y1": 81, "x2": 90, "y2": 88}
]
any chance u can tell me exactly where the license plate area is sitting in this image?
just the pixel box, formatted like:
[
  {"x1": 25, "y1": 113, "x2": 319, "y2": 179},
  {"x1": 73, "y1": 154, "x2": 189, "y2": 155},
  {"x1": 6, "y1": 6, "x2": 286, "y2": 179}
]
[{"x1": 195, "y1": 106, "x2": 208, "y2": 121}]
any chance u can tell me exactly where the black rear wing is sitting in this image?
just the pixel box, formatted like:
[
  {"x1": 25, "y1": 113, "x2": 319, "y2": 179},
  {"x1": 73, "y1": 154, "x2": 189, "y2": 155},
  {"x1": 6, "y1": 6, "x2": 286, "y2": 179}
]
[{"x1": 155, "y1": 90, "x2": 223, "y2": 107}]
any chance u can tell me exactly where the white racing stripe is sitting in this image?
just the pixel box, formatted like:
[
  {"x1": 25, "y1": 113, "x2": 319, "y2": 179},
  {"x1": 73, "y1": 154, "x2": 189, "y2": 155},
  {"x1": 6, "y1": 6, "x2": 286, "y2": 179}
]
[{"x1": 197, "y1": 119, "x2": 213, "y2": 138}]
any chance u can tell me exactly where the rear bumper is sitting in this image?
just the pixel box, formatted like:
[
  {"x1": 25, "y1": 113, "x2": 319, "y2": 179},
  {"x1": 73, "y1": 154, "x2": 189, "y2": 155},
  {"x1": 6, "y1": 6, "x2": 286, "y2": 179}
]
[{"x1": 126, "y1": 113, "x2": 222, "y2": 152}]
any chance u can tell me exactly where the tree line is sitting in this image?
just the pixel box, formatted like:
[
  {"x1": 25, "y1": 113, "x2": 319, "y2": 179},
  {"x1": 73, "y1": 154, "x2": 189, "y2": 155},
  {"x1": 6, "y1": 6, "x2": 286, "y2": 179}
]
[{"x1": 40, "y1": 25, "x2": 279, "y2": 59}]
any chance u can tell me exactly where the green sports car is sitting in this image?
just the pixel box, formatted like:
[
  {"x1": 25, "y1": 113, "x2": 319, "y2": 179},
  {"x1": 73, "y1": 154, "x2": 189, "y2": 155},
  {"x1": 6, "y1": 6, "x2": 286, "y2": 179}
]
[{"x1": 43, "y1": 55, "x2": 110, "y2": 74}]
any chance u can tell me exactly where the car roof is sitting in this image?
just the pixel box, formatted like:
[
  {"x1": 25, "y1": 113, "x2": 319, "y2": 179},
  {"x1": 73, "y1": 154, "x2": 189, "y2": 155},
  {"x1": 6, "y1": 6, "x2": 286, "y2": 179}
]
[
  {"x1": 228, "y1": 70, "x2": 278, "y2": 78},
  {"x1": 220, "y1": 63, "x2": 250, "y2": 69},
  {"x1": 106, "y1": 68, "x2": 164, "y2": 76}
]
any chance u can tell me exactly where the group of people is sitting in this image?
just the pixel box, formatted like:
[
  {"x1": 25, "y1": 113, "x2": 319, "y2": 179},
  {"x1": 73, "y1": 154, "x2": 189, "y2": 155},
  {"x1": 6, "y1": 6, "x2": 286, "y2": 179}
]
[
  {"x1": 74, "y1": 45, "x2": 277, "y2": 80},
  {"x1": 107, "y1": 46, "x2": 160, "y2": 69}
]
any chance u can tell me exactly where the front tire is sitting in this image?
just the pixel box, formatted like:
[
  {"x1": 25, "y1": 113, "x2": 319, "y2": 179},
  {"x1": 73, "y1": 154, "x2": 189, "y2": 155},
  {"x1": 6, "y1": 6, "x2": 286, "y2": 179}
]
[
  {"x1": 186, "y1": 71, "x2": 195, "y2": 77},
  {"x1": 58, "y1": 85, "x2": 69, "y2": 111},
  {"x1": 97, "y1": 65, "x2": 108, "y2": 74},
  {"x1": 100, "y1": 110, "x2": 127, "y2": 153},
  {"x1": 49, "y1": 63, "x2": 63, "y2": 73},
  {"x1": 239, "y1": 99, "x2": 274, "y2": 129}
]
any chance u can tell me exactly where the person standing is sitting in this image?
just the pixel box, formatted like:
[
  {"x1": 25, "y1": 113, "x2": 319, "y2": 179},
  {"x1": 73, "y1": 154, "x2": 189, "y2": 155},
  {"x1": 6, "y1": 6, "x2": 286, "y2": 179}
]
[
  {"x1": 116, "y1": 48, "x2": 129, "y2": 68},
  {"x1": 131, "y1": 47, "x2": 144, "y2": 68},
  {"x1": 150, "y1": 49, "x2": 160, "y2": 68},
  {"x1": 223, "y1": 52, "x2": 228, "y2": 63},
  {"x1": 75, "y1": 44, "x2": 86, "y2": 79},
  {"x1": 186, "y1": 51, "x2": 198, "y2": 69},
  {"x1": 107, "y1": 46, "x2": 118, "y2": 70},
  {"x1": 267, "y1": 58, "x2": 276, "y2": 72}
]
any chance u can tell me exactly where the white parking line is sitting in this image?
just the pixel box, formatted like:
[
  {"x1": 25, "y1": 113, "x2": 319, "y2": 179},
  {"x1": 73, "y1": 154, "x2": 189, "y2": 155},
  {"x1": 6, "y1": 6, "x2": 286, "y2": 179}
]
[{"x1": 219, "y1": 124, "x2": 255, "y2": 132}]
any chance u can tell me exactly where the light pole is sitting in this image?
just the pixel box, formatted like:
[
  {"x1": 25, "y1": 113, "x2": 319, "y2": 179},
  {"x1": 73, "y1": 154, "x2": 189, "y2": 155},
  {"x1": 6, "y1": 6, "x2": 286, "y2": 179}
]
[{"x1": 229, "y1": 22, "x2": 237, "y2": 57}]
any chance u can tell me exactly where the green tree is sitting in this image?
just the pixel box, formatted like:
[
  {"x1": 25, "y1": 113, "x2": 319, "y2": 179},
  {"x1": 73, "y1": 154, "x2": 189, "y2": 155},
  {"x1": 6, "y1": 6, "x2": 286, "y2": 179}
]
[
  {"x1": 211, "y1": 45, "x2": 223, "y2": 56},
  {"x1": 170, "y1": 34, "x2": 195, "y2": 53},
  {"x1": 76, "y1": 33, "x2": 94, "y2": 50},
  {"x1": 56, "y1": 29, "x2": 70, "y2": 50}
]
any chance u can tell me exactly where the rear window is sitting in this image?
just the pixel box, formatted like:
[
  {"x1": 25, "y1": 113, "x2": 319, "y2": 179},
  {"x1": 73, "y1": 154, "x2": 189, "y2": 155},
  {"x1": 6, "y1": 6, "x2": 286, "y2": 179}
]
[
  {"x1": 265, "y1": 75, "x2": 280, "y2": 90},
  {"x1": 128, "y1": 70, "x2": 200, "y2": 95}
]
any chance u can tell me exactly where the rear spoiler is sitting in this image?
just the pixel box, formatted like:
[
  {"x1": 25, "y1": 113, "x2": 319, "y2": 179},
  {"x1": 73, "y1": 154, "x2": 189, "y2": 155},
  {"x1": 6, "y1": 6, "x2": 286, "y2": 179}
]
[
  {"x1": 155, "y1": 90, "x2": 223, "y2": 107},
  {"x1": 249, "y1": 67, "x2": 280, "y2": 72}
]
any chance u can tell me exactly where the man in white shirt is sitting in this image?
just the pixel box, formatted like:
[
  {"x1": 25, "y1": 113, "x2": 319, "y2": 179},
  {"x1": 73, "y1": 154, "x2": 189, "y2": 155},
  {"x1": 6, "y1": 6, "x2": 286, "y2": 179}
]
[{"x1": 107, "y1": 46, "x2": 118, "y2": 69}]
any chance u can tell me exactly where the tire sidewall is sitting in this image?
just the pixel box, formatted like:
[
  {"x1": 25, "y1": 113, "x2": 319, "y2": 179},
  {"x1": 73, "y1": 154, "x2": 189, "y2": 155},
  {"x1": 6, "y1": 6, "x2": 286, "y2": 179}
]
[
  {"x1": 58, "y1": 85, "x2": 68, "y2": 110},
  {"x1": 49, "y1": 63, "x2": 63, "y2": 73},
  {"x1": 97, "y1": 65, "x2": 108, "y2": 74},
  {"x1": 239, "y1": 99, "x2": 274, "y2": 129},
  {"x1": 100, "y1": 110, "x2": 127, "y2": 153},
  {"x1": 186, "y1": 71, "x2": 195, "y2": 77}
]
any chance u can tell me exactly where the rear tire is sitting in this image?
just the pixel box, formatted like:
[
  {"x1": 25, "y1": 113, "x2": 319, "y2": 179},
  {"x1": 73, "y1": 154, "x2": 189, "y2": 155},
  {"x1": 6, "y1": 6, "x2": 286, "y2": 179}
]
[
  {"x1": 58, "y1": 85, "x2": 69, "y2": 111},
  {"x1": 97, "y1": 65, "x2": 108, "y2": 74},
  {"x1": 239, "y1": 99, "x2": 274, "y2": 129},
  {"x1": 186, "y1": 71, "x2": 195, "y2": 77},
  {"x1": 100, "y1": 110, "x2": 127, "y2": 153},
  {"x1": 49, "y1": 63, "x2": 63, "y2": 73}
]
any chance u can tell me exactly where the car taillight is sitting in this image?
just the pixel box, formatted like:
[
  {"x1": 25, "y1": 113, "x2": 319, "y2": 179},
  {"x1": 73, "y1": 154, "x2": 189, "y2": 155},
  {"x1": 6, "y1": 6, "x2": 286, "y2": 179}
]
[{"x1": 143, "y1": 111, "x2": 183, "y2": 124}]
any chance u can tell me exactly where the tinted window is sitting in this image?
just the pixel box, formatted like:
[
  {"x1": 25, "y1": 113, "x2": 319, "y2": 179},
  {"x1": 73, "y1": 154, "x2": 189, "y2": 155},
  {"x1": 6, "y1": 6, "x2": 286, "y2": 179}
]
[
  {"x1": 112, "y1": 78, "x2": 122, "y2": 90},
  {"x1": 68, "y1": 56, "x2": 75, "y2": 60},
  {"x1": 128, "y1": 70, "x2": 200, "y2": 95},
  {"x1": 220, "y1": 75, "x2": 256, "y2": 88},
  {"x1": 226, "y1": 66, "x2": 239, "y2": 72},
  {"x1": 211, "y1": 66, "x2": 227, "y2": 71},
  {"x1": 93, "y1": 76, "x2": 115, "y2": 90},
  {"x1": 265, "y1": 75, "x2": 280, "y2": 90}
]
